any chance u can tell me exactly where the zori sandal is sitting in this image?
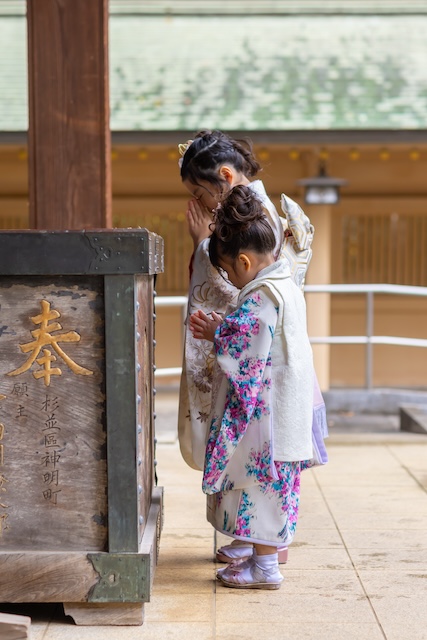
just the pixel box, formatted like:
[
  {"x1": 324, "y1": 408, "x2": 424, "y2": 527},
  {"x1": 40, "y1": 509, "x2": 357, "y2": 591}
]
[
  {"x1": 216, "y1": 557, "x2": 253, "y2": 580},
  {"x1": 217, "y1": 559, "x2": 284, "y2": 590},
  {"x1": 216, "y1": 541, "x2": 289, "y2": 564},
  {"x1": 277, "y1": 547, "x2": 289, "y2": 564},
  {"x1": 216, "y1": 541, "x2": 253, "y2": 563}
]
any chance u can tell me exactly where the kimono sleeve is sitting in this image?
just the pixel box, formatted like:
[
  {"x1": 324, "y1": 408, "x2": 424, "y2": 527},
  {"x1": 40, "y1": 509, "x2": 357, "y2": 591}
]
[
  {"x1": 213, "y1": 288, "x2": 278, "y2": 438},
  {"x1": 202, "y1": 287, "x2": 279, "y2": 493}
]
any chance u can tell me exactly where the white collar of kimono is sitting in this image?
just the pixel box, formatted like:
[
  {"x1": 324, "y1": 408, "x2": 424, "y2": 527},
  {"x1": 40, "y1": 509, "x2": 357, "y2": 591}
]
[
  {"x1": 247, "y1": 179, "x2": 267, "y2": 200},
  {"x1": 238, "y1": 259, "x2": 291, "y2": 300}
]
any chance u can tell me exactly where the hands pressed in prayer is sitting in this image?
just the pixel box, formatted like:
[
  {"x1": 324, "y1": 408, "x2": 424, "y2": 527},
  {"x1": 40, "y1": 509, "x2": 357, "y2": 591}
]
[
  {"x1": 186, "y1": 199, "x2": 214, "y2": 250},
  {"x1": 189, "y1": 309, "x2": 223, "y2": 342}
]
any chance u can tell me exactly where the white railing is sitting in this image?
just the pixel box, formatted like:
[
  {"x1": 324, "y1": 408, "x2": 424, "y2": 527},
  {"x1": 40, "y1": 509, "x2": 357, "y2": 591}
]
[
  {"x1": 155, "y1": 284, "x2": 427, "y2": 389},
  {"x1": 304, "y1": 284, "x2": 427, "y2": 388},
  {"x1": 154, "y1": 295, "x2": 187, "y2": 379}
]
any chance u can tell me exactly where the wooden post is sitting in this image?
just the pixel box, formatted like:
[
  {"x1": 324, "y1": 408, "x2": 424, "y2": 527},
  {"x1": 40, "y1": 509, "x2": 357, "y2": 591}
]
[
  {"x1": 27, "y1": 0, "x2": 112, "y2": 230},
  {"x1": 305, "y1": 204, "x2": 332, "y2": 391}
]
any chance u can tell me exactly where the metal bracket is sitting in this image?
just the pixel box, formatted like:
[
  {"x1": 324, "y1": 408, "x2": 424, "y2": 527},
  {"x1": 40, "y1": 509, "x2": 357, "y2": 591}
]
[{"x1": 87, "y1": 553, "x2": 150, "y2": 603}]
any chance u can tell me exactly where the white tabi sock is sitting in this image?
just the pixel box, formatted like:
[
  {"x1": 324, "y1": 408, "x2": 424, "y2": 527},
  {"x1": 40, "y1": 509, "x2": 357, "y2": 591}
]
[{"x1": 254, "y1": 552, "x2": 281, "y2": 578}]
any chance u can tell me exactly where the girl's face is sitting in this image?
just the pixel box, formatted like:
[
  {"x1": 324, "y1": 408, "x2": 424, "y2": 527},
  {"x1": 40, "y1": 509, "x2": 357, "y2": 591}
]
[
  {"x1": 183, "y1": 166, "x2": 249, "y2": 211},
  {"x1": 183, "y1": 179, "x2": 222, "y2": 211}
]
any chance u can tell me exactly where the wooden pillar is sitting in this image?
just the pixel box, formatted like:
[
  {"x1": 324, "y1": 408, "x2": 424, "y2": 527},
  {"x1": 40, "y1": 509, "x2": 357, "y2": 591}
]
[
  {"x1": 305, "y1": 204, "x2": 332, "y2": 391},
  {"x1": 27, "y1": 0, "x2": 112, "y2": 230}
]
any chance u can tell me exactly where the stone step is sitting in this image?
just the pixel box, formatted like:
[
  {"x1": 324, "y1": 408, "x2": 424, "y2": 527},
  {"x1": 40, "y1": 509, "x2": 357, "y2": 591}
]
[
  {"x1": 0, "y1": 612, "x2": 31, "y2": 640},
  {"x1": 399, "y1": 404, "x2": 427, "y2": 435}
]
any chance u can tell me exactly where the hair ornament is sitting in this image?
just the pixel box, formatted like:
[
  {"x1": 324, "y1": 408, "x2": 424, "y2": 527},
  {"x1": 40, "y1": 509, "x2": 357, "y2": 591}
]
[{"x1": 177, "y1": 139, "x2": 194, "y2": 167}]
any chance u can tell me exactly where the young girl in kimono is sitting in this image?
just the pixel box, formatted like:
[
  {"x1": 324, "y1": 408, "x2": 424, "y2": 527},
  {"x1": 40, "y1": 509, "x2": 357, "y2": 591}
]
[
  {"x1": 178, "y1": 129, "x2": 327, "y2": 566},
  {"x1": 189, "y1": 185, "x2": 315, "y2": 589}
]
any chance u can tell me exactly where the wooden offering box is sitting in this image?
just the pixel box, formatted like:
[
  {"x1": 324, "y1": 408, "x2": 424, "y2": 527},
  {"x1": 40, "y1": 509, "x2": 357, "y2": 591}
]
[{"x1": 0, "y1": 230, "x2": 164, "y2": 625}]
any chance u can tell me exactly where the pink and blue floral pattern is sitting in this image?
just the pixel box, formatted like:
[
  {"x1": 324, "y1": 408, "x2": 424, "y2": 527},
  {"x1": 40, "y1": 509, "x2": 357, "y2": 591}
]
[
  {"x1": 245, "y1": 442, "x2": 277, "y2": 485},
  {"x1": 203, "y1": 288, "x2": 311, "y2": 546},
  {"x1": 235, "y1": 491, "x2": 255, "y2": 537},
  {"x1": 208, "y1": 461, "x2": 303, "y2": 545},
  {"x1": 202, "y1": 293, "x2": 278, "y2": 494}
]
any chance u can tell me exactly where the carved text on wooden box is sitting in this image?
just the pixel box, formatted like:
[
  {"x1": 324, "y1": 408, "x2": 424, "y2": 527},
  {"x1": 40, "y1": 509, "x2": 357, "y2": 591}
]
[{"x1": 0, "y1": 277, "x2": 107, "y2": 552}]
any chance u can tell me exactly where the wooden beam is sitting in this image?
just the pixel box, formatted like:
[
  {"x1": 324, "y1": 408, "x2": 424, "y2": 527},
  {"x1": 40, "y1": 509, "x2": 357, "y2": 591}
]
[
  {"x1": 0, "y1": 553, "x2": 98, "y2": 602},
  {"x1": 27, "y1": 0, "x2": 112, "y2": 229}
]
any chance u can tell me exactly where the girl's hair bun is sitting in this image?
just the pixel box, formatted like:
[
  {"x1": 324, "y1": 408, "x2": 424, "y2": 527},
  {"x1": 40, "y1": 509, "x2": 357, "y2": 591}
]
[
  {"x1": 214, "y1": 185, "x2": 266, "y2": 242},
  {"x1": 208, "y1": 184, "x2": 276, "y2": 267}
]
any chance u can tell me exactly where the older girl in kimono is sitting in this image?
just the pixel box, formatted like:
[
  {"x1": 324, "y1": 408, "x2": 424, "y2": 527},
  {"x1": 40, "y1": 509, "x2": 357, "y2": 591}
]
[
  {"x1": 178, "y1": 129, "x2": 327, "y2": 565},
  {"x1": 189, "y1": 185, "x2": 315, "y2": 589}
]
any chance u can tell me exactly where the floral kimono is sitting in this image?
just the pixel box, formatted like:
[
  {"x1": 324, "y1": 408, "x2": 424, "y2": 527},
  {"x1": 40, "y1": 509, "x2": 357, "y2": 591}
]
[{"x1": 204, "y1": 265, "x2": 314, "y2": 546}]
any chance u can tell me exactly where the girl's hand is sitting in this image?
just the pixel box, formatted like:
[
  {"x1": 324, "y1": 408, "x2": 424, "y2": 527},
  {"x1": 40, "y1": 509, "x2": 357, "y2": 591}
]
[
  {"x1": 189, "y1": 310, "x2": 222, "y2": 342},
  {"x1": 186, "y1": 199, "x2": 214, "y2": 249}
]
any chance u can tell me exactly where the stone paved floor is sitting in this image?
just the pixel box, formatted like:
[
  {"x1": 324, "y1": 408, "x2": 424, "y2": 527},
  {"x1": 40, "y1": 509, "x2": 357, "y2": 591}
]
[{"x1": 1, "y1": 392, "x2": 427, "y2": 639}]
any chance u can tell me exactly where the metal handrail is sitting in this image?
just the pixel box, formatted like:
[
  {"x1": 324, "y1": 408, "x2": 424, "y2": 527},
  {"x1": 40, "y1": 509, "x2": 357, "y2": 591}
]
[
  {"x1": 154, "y1": 284, "x2": 427, "y2": 388},
  {"x1": 305, "y1": 283, "x2": 427, "y2": 388}
]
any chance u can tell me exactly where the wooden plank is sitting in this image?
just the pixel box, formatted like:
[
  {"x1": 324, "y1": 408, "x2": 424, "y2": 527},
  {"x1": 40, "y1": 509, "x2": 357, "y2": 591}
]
[
  {"x1": 0, "y1": 552, "x2": 98, "y2": 602},
  {"x1": 139, "y1": 487, "x2": 163, "y2": 592},
  {"x1": 0, "y1": 490, "x2": 163, "y2": 605},
  {"x1": 136, "y1": 276, "x2": 155, "y2": 537},
  {"x1": 0, "y1": 613, "x2": 31, "y2": 640},
  {"x1": 104, "y1": 275, "x2": 139, "y2": 552},
  {"x1": 27, "y1": 0, "x2": 111, "y2": 230},
  {"x1": 0, "y1": 230, "x2": 163, "y2": 276},
  {"x1": 0, "y1": 277, "x2": 107, "y2": 551}
]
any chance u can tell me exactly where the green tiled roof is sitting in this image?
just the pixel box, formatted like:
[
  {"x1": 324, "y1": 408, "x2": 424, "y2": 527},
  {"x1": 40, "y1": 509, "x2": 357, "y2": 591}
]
[
  {"x1": 0, "y1": 16, "x2": 27, "y2": 130},
  {"x1": 108, "y1": 1, "x2": 427, "y2": 15},
  {"x1": 110, "y1": 13, "x2": 427, "y2": 130},
  {"x1": 1, "y1": 11, "x2": 427, "y2": 131}
]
